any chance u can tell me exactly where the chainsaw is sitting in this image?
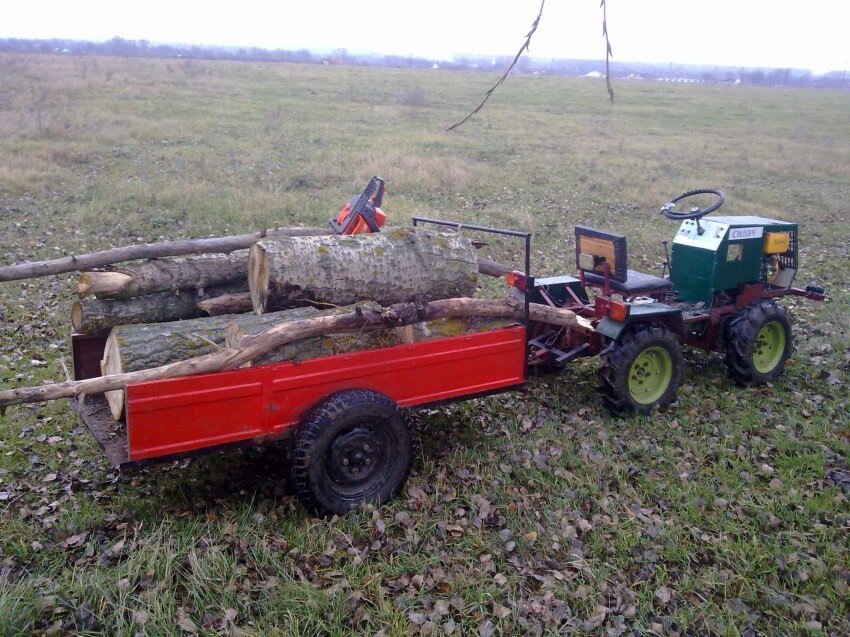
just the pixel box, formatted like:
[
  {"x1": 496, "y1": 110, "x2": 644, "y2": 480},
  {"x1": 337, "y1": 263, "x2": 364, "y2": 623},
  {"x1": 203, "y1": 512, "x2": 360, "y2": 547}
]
[{"x1": 328, "y1": 176, "x2": 387, "y2": 235}]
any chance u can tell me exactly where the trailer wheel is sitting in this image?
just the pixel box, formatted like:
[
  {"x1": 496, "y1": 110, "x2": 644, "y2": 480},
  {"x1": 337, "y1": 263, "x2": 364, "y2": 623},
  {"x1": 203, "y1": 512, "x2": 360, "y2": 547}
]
[
  {"x1": 289, "y1": 390, "x2": 412, "y2": 515},
  {"x1": 599, "y1": 325, "x2": 684, "y2": 414},
  {"x1": 725, "y1": 300, "x2": 792, "y2": 387}
]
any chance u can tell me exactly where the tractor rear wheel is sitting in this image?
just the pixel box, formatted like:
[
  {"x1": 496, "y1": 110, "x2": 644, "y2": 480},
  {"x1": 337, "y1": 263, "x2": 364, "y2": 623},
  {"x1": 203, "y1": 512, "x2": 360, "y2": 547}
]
[
  {"x1": 725, "y1": 300, "x2": 792, "y2": 387},
  {"x1": 599, "y1": 325, "x2": 684, "y2": 414},
  {"x1": 290, "y1": 390, "x2": 413, "y2": 515}
]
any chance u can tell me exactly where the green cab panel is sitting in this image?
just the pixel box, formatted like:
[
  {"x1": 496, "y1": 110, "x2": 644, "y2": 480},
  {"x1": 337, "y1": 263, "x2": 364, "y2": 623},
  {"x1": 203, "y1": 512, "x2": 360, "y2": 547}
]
[
  {"x1": 596, "y1": 302, "x2": 684, "y2": 341},
  {"x1": 670, "y1": 216, "x2": 797, "y2": 304}
]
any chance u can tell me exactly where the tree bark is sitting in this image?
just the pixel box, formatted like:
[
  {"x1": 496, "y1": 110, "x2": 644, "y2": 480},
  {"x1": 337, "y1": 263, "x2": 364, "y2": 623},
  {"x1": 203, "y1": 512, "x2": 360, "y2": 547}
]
[
  {"x1": 197, "y1": 292, "x2": 253, "y2": 316},
  {"x1": 75, "y1": 251, "x2": 249, "y2": 300},
  {"x1": 0, "y1": 298, "x2": 582, "y2": 411},
  {"x1": 71, "y1": 283, "x2": 246, "y2": 336},
  {"x1": 101, "y1": 305, "x2": 380, "y2": 419},
  {"x1": 248, "y1": 228, "x2": 479, "y2": 314},
  {"x1": 0, "y1": 226, "x2": 330, "y2": 282}
]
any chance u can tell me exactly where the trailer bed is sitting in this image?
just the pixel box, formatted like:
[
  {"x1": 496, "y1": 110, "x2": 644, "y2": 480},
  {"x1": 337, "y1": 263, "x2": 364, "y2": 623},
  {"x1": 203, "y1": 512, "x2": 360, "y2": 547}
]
[{"x1": 71, "y1": 326, "x2": 527, "y2": 470}]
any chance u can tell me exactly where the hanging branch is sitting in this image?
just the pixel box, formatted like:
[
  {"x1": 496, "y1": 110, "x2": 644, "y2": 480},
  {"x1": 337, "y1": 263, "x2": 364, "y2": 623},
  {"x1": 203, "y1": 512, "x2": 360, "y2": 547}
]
[
  {"x1": 601, "y1": 0, "x2": 614, "y2": 103},
  {"x1": 446, "y1": 0, "x2": 546, "y2": 131},
  {"x1": 447, "y1": 1, "x2": 615, "y2": 131}
]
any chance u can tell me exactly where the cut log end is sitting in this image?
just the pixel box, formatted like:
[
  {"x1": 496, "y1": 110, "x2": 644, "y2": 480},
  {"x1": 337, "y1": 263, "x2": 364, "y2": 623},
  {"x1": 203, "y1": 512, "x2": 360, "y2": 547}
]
[
  {"x1": 101, "y1": 330, "x2": 125, "y2": 420},
  {"x1": 74, "y1": 272, "x2": 93, "y2": 298},
  {"x1": 71, "y1": 302, "x2": 83, "y2": 333},
  {"x1": 248, "y1": 243, "x2": 270, "y2": 315},
  {"x1": 75, "y1": 271, "x2": 133, "y2": 299}
]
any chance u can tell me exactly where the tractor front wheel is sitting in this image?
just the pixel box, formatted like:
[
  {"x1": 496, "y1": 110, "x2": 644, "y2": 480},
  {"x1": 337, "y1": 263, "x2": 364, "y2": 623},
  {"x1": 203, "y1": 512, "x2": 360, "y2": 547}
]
[
  {"x1": 290, "y1": 390, "x2": 413, "y2": 515},
  {"x1": 725, "y1": 300, "x2": 792, "y2": 387},
  {"x1": 599, "y1": 325, "x2": 684, "y2": 414}
]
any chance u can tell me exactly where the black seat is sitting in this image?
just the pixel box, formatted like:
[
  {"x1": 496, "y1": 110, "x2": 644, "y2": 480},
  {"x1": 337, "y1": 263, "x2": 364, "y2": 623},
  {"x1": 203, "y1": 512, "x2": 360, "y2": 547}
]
[
  {"x1": 575, "y1": 225, "x2": 671, "y2": 295},
  {"x1": 583, "y1": 269, "x2": 671, "y2": 293}
]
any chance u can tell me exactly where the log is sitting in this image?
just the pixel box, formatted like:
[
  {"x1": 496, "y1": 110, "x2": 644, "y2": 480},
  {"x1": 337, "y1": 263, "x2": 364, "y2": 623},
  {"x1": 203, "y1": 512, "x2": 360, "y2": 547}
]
[
  {"x1": 101, "y1": 305, "x2": 381, "y2": 419},
  {"x1": 0, "y1": 298, "x2": 583, "y2": 410},
  {"x1": 197, "y1": 292, "x2": 253, "y2": 316},
  {"x1": 477, "y1": 257, "x2": 512, "y2": 278},
  {"x1": 248, "y1": 228, "x2": 479, "y2": 314},
  {"x1": 0, "y1": 226, "x2": 330, "y2": 283},
  {"x1": 75, "y1": 251, "x2": 249, "y2": 300},
  {"x1": 71, "y1": 283, "x2": 247, "y2": 336},
  {"x1": 198, "y1": 256, "x2": 509, "y2": 317}
]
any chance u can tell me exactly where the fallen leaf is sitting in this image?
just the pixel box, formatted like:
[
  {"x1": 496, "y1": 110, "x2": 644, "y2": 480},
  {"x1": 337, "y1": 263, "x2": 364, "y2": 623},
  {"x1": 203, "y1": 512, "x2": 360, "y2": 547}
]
[
  {"x1": 177, "y1": 615, "x2": 198, "y2": 633},
  {"x1": 133, "y1": 609, "x2": 149, "y2": 625},
  {"x1": 479, "y1": 619, "x2": 494, "y2": 637}
]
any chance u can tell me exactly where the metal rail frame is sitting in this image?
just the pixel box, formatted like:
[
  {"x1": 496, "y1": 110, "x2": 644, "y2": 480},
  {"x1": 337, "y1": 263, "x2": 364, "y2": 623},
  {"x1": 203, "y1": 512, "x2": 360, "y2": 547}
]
[{"x1": 411, "y1": 216, "x2": 533, "y2": 378}]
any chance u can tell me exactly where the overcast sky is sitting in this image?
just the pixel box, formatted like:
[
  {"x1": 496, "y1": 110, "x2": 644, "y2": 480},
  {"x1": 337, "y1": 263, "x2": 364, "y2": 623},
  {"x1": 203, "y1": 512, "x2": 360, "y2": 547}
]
[{"x1": 2, "y1": 0, "x2": 848, "y2": 74}]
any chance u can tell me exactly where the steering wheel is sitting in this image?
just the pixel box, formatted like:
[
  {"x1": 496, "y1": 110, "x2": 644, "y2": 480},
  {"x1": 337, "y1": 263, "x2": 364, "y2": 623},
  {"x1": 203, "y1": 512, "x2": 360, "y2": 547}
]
[{"x1": 661, "y1": 189, "x2": 725, "y2": 221}]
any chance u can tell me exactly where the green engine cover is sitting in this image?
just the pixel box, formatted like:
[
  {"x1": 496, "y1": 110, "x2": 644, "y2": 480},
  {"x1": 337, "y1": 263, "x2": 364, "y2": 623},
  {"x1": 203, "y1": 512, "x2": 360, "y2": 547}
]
[{"x1": 670, "y1": 216, "x2": 797, "y2": 304}]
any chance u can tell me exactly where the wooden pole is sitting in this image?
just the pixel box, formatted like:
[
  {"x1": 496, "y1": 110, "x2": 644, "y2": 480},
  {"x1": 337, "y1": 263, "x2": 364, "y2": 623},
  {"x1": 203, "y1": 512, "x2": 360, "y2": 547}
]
[
  {"x1": 0, "y1": 226, "x2": 330, "y2": 282},
  {"x1": 0, "y1": 297, "x2": 583, "y2": 410}
]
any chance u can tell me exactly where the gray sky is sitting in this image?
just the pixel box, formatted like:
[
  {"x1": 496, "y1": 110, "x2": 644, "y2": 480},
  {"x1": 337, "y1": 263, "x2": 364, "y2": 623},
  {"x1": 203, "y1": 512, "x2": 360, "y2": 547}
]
[{"x1": 2, "y1": 0, "x2": 848, "y2": 73}]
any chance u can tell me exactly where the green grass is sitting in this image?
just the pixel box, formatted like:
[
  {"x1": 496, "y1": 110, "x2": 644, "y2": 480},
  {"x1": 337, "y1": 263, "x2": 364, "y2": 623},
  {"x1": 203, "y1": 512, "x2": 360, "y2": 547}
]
[{"x1": 0, "y1": 53, "x2": 848, "y2": 635}]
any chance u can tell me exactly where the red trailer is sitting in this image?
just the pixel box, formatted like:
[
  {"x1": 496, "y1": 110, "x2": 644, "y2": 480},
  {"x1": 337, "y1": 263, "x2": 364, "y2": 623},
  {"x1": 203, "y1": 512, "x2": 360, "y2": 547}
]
[{"x1": 71, "y1": 220, "x2": 534, "y2": 515}]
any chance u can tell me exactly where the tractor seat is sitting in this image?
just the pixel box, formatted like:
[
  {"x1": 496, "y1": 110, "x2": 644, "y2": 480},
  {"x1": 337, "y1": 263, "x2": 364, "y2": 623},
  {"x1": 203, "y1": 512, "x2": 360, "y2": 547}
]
[
  {"x1": 575, "y1": 225, "x2": 671, "y2": 295},
  {"x1": 582, "y1": 269, "x2": 671, "y2": 294}
]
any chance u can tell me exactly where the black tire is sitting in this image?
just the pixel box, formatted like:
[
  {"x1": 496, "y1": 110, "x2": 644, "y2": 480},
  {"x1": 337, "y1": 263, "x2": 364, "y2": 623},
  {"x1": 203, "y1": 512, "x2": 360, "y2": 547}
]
[
  {"x1": 725, "y1": 300, "x2": 792, "y2": 387},
  {"x1": 290, "y1": 390, "x2": 412, "y2": 515},
  {"x1": 599, "y1": 325, "x2": 684, "y2": 415}
]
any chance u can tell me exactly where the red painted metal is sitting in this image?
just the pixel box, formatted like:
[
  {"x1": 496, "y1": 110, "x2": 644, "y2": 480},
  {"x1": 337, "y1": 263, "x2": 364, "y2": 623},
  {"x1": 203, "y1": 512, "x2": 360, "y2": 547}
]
[{"x1": 124, "y1": 326, "x2": 526, "y2": 462}]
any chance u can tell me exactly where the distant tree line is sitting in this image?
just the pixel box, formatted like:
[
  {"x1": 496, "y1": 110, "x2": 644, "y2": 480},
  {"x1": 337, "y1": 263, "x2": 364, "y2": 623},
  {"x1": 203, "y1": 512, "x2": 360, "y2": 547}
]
[{"x1": 0, "y1": 37, "x2": 845, "y2": 89}]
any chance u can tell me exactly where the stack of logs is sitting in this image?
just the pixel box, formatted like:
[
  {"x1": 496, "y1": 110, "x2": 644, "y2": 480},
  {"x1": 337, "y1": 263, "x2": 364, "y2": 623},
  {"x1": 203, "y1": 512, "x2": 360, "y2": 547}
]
[
  {"x1": 70, "y1": 227, "x2": 511, "y2": 419},
  {"x1": 0, "y1": 224, "x2": 583, "y2": 418}
]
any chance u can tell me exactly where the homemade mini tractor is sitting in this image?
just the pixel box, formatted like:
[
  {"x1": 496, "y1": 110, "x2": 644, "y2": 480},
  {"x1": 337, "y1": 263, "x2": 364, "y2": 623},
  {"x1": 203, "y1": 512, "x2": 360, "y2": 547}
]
[
  {"x1": 66, "y1": 186, "x2": 825, "y2": 514},
  {"x1": 520, "y1": 189, "x2": 826, "y2": 413}
]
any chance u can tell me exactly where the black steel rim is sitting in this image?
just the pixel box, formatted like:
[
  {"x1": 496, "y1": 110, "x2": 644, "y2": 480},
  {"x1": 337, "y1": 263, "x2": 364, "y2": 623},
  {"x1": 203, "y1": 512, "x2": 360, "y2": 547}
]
[{"x1": 324, "y1": 422, "x2": 389, "y2": 495}]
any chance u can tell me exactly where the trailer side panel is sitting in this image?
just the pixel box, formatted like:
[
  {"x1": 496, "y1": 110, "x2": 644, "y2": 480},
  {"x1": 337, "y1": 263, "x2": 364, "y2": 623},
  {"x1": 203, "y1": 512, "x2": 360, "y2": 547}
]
[{"x1": 125, "y1": 326, "x2": 526, "y2": 461}]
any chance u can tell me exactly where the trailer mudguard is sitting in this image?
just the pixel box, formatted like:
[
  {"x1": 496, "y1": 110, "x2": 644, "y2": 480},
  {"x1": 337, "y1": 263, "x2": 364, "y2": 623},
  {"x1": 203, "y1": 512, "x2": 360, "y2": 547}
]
[{"x1": 597, "y1": 303, "x2": 685, "y2": 341}]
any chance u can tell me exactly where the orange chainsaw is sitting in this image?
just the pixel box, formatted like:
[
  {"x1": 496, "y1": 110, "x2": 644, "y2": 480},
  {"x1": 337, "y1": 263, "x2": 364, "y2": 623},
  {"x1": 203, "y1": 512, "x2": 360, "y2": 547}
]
[{"x1": 328, "y1": 176, "x2": 387, "y2": 235}]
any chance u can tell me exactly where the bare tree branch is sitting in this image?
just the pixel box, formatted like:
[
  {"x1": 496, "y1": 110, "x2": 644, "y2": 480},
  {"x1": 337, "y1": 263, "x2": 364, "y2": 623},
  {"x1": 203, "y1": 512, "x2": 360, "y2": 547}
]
[
  {"x1": 601, "y1": 0, "x2": 615, "y2": 103},
  {"x1": 446, "y1": 0, "x2": 546, "y2": 131},
  {"x1": 447, "y1": 1, "x2": 615, "y2": 131}
]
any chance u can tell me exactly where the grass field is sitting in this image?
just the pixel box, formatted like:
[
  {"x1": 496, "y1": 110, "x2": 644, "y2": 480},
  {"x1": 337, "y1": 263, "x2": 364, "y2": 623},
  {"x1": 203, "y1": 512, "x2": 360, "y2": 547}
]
[{"x1": 0, "y1": 54, "x2": 848, "y2": 636}]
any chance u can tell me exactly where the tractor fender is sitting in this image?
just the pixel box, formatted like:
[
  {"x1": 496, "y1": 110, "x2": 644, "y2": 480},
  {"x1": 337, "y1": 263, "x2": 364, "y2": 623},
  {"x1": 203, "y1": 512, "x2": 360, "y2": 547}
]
[{"x1": 597, "y1": 303, "x2": 685, "y2": 341}]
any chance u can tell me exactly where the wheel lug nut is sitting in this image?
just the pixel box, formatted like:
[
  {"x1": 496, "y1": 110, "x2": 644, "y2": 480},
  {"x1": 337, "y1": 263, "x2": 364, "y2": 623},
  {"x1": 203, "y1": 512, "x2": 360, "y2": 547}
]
[
  {"x1": 363, "y1": 444, "x2": 370, "y2": 451},
  {"x1": 365, "y1": 459, "x2": 371, "y2": 465},
  {"x1": 343, "y1": 459, "x2": 349, "y2": 466}
]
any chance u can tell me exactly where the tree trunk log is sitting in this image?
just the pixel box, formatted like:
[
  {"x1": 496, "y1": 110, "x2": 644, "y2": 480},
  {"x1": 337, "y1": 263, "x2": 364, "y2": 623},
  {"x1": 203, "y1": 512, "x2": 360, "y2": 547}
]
[
  {"x1": 477, "y1": 257, "x2": 512, "y2": 278},
  {"x1": 0, "y1": 298, "x2": 583, "y2": 411},
  {"x1": 71, "y1": 283, "x2": 246, "y2": 336},
  {"x1": 197, "y1": 292, "x2": 253, "y2": 316},
  {"x1": 248, "y1": 228, "x2": 479, "y2": 314},
  {"x1": 101, "y1": 305, "x2": 379, "y2": 419},
  {"x1": 0, "y1": 226, "x2": 330, "y2": 283},
  {"x1": 75, "y1": 251, "x2": 249, "y2": 300}
]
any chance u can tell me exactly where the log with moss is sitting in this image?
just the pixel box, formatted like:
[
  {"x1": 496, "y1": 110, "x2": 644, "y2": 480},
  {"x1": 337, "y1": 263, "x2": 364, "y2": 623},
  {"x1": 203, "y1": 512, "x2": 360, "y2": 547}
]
[
  {"x1": 100, "y1": 304, "x2": 389, "y2": 419},
  {"x1": 248, "y1": 228, "x2": 479, "y2": 314},
  {"x1": 102, "y1": 309, "x2": 516, "y2": 420}
]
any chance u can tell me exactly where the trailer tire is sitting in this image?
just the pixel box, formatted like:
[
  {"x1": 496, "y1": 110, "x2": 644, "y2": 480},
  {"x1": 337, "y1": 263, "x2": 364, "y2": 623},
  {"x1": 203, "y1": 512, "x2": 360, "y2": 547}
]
[
  {"x1": 599, "y1": 325, "x2": 683, "y2": 414},
  {"x1": 290, "y1": 390, "x2": 412, "y2": 515},
  {"x1": 725, "y1": 300, "x2": 792, "y2": 387}
]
